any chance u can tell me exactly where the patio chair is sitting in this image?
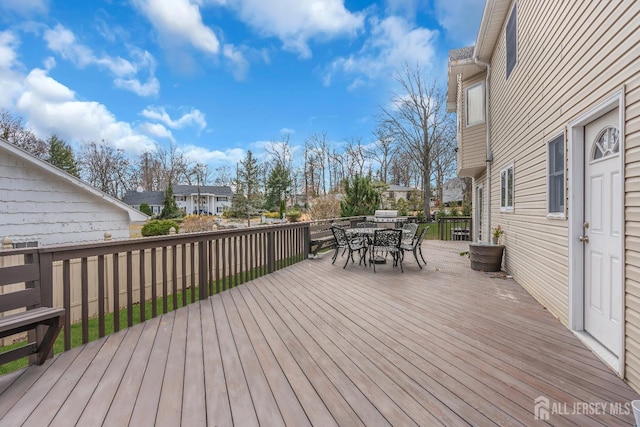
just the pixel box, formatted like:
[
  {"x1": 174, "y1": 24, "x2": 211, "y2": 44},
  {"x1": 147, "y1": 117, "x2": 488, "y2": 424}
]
[
  {"x1": 401, "y1": 222, "x2": 418, "y2": 245},
  {"x1": 370, "y1": 229, "x2": 403, "y2": 273},
  {"x1": 331, "y1": 226, "x2": 367, "y2": 268},
  {"x1": 400, "y1": 226, "x2": 428, "y2": 269}
]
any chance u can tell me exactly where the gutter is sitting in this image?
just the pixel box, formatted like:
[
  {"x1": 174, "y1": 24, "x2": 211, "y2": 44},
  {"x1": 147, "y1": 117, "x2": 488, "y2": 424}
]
[{"x1": 474, "y1": 57, "x2": 492, "y2": 242}]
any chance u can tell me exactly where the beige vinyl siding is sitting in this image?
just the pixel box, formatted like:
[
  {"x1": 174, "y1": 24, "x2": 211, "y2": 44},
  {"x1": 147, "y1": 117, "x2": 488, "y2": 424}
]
[
  {"x1": 625, "y1": 69, "x2": 640, "y2": 387},
  {"x1": 482, "y1": 0, "x2": 639, "y2": 386},
  {"x1": 458, "y1": 76, "x2": 487, "y2": 178}
]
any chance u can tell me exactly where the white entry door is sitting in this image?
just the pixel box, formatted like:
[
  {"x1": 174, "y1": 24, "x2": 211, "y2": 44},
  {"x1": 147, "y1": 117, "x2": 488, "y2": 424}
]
[{"x1": 583, "y1": 108, "x2": 622, "y2": 355}]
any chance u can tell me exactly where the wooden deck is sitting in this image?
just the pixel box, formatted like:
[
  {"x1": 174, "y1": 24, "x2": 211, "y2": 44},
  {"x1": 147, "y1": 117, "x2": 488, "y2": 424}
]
[{"x1": 0, "y1": 241, "x2": 638, "y2": 426}]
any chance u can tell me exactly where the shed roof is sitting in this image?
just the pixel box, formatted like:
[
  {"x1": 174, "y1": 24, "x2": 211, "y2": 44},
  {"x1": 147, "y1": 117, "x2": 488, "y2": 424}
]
[{"x1": 0, "y1": 138, "x2": 148, "y2": 222}]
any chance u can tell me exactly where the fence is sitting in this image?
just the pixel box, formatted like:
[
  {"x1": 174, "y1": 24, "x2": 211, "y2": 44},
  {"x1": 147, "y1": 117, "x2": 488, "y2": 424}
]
[{"x1": 438, "y1": 216, "x2": 473, "y2": 241}]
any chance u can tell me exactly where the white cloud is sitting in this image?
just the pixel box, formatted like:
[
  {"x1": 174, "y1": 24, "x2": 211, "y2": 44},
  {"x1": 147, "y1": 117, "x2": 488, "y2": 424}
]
[
  {"x1": 16, "y1": 68, "x2": 156, "y2": 154},
  {"x1": 139, "y1": 122, "x2": 174, "y2": 141},
  {"x1": 141, "y1": 106, "x2": 207, "y2": 131},
  {"x1": 1, "y1": 0, "x2": 48, "y2": 15},
  {"x1": 115, "y1": 77, "x2": 160, "y2": 97},
  {"x1": 384, "y1": 0, "x2": 420, "y2": 20},
  {"x1": 132, "y1": 0, "x2": 220, "y2": 54},
  {"x1": 433, "y1": 0, "x2": 483, "y2": 44},
  {"x1": 182, "y1": 145, "x2": 245, "y2": 165},
  {"x1": 226, "y1": 0, "x2": 365, "y2": 58},
  {"x1": 222, "y1": 44, "x2": 249, "y2": 81},
  {"x1": 43, "y1": 24, "x2": 159, "y2": 97},
  {"x1": 280, "y1": 128, "x2": 295, "y2": 135},
  {"x1": 0, "y1": 31, "x2": 24, "y2": 108},
  {"x1": 325, "y1": 15, "x2": 437, "y2": 87}
]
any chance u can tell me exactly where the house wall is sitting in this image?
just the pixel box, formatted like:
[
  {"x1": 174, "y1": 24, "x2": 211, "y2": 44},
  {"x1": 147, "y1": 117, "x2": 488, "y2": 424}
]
[
  {"x1": 478, "y1": 0, "x2": 639, "y2": 387},
  {"x1": 458, "y1": 75, "x2": 488, "y2": 178},
  {"x1": 0, "y1": 152, "x2": 132, "y2": 246}
]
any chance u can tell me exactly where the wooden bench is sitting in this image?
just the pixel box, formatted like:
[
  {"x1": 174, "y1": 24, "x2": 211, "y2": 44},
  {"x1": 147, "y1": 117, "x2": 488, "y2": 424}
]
[
  {"x1": 310, "y1": 234, "x2": 336, "y2": 256},
  {"x1": 0, "y1": 250, "x2": 65, "y2": 366},
  {"x1": 309, "y1": 220, "x2": 350, "y2": 256}
]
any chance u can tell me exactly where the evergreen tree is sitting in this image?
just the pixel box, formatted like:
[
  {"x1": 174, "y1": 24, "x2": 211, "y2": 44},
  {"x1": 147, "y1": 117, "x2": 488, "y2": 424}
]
[
  {"x1": 139, "y1": 202, "x2": 152, "y2": 216},
  {"x1": 340, "y1": 175, "x2": 382, "y2": 217},
  {"x1": 232, "y1": 150, "x2": 263, "y2": 226},
  {"x1": 160, "y1": 181, "x2": 182, "y2": 219},
  {"x1": 265, "y1": 163, "x2": 292, "y2": 211},
  {"x1": 47, "y1": 134, "x2": 80, "y2": 177}
]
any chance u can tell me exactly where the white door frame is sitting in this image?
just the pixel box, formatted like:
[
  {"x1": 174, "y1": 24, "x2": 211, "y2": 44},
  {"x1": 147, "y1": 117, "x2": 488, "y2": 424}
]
[{"x1": 568, "y1": 89, "x2": 625, "y2": 375}]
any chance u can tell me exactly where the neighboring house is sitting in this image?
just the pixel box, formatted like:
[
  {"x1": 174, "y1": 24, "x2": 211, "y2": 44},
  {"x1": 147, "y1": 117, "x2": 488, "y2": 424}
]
[
  {"x1": 124, "y1": 185, "x2": 233, "y2": 216},
  {"x1": 0, "y1": 138, "x2": 148, "y2": 247},
  {"x1": 447, "y1": 0, "x2": 640, "y2": 389},
  {"x1": 122, "y1": 191, "x2": 165, "y2": 215},
  {"x1": 382, "y1": 185, "x2": 419, "y2": 205},
  {"x1": 442, "y1": 178, "x2": 466, "y2": 205}
]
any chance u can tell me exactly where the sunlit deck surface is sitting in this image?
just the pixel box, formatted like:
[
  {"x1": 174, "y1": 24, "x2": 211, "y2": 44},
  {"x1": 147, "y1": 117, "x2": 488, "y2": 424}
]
[{"x1": 1, "y1": 240, "x2": 638, "y2": 426}]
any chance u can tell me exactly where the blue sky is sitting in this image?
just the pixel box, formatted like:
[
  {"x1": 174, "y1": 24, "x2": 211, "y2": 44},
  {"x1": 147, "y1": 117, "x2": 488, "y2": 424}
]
[{"x1": 0, "y1": 0, "x2": 483, "y2": 171}]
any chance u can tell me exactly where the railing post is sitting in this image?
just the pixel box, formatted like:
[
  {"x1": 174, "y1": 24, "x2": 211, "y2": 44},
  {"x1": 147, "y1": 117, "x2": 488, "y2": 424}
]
[
  {"x1": 199, "y1": 240, "x2": 209, "y2": 300},
  {"x1": 304, "y1": 225, "x2": 311, "y2": 257},
  {"x1": 39, "y1": 251, "x2": 54, "y2": 308},
  {"x1": 37, "y1": 251, "x2": 55, "y2": 361},
  {"x1": 267, "y1": 230, "x2": 275, "y2": 273}
]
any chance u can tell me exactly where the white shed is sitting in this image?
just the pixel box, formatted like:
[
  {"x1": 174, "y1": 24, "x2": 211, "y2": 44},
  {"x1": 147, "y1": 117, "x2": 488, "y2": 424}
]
[{"x1": 0, "y1": 138, "x2": 148, "y2": 247}]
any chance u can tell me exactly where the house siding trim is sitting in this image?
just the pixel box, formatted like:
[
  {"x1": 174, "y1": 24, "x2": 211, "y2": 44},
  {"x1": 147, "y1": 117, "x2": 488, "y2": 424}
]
[{"x1": 568, "y1": 88, "x2": 625, "y2": 376}]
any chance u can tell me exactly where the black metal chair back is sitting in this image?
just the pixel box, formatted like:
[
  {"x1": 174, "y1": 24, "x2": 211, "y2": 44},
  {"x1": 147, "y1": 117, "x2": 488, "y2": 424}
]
[
  {"x1": 401, "y1": 226, "x2": 428, "y2": 269},
  {"x1": 370, "y1": 229, "x2": 403, "y2": 273}
]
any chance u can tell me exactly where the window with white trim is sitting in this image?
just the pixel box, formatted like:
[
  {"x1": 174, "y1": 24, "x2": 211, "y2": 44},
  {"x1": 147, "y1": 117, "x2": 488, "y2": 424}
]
[
  {"x1": 547, "y1": 134, "x2": 565, "y2": 215},
  {"x1": 465, "y1": 82, "x2": 484, "y2": 127},
  {"x1": 500, "y1": 164, "x2": 514, "y2": 211},
  {"x1": 506, "y1": 3, "x2": 517, "y2": 79}
]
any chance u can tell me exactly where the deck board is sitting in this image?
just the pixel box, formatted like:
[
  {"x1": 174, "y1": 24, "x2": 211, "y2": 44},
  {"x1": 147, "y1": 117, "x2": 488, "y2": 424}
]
[{"x1": 1, "y1": 240, "x2": 638, "y2": 426}]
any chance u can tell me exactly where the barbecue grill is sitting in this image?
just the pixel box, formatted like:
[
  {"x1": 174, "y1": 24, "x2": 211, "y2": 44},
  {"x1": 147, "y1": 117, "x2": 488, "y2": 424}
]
[{"x1": 367, "y1": 210, "x2": 410, "y2": 228}]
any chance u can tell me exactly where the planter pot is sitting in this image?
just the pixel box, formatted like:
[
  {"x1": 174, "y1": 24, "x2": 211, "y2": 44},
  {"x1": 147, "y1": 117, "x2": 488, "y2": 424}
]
[{"x1": 469, "y1": 243, "x2": 504, "y2": 272}]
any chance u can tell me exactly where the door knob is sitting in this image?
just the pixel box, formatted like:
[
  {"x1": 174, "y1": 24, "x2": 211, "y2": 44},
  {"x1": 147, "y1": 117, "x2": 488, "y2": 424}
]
[{"x1": 579, "y1": 235, "x2": 590, "y2": 243}]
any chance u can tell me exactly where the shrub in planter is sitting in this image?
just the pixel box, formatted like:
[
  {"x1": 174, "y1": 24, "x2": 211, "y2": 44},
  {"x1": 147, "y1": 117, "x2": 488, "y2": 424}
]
[
  {"x1": 264, "y1": 211, "x2": 282, "y2": 219},
  {"x1": 141, "y1": 219, "x2": 180, "y2": 237},
  {"x1": 286, "y1": 209, "x2": 302, "y2": 222}
]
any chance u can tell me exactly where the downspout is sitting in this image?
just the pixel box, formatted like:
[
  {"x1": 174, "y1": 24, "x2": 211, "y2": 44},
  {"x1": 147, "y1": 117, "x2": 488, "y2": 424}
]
[{"x1": 474, "y1": 57, "x2": 492, "y2": 242}]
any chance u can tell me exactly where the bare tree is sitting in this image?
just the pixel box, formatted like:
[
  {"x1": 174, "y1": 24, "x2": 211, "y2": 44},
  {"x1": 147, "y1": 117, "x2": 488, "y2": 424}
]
[
  {"x1": 306, "y1": 132, "x2": 330, "y2": 195},
  {"x1": 369, "y1": 128, "x2": 397, "y2": 184},
  {"x1": 431, "y1": 125, "x2": 457, "y2": 202},
  {"x1": 378, "y1": 64, "x2": 455, "y2": 214},
  {"x1": 264, "y1": 134, "x2": 294, "y2": 171},
  {"x1": 212, "y1": 165, "x2": 233, "y2": 187},
  {"x1": 0, "y1": 109, "x2": 47, "y2": 158},
  {"x1": 156, "y1": 142, "x2": 192, "y2": 186},
  {"x1": 79, "y1": 141, "x2": 132, "y2": 199},
  {"x1": 135, "y1": 150, "x2": 164, "y2": 191},
  {"x1": 343, "y1": 137, "x2": 368, "y2": 178},
  {"x1": 389, "y1": 150, "x2": 415, "y2": 187}
]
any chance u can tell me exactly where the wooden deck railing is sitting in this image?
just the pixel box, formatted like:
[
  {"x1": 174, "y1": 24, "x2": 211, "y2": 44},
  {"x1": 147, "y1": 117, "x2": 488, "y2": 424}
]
[
  {"x1": 0, "y1": 223, "x2": 312, "y2": 355},
  {"x1": 0, "y1": 218, "x2": 376, "y2": 361}
]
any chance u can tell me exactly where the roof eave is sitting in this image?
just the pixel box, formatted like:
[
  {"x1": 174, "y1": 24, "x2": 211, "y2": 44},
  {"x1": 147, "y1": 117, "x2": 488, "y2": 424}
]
[
  {"x1": 473, "y1": 0, "x2": 511, "y2": 63},
  {"x1": 446, "y1": 59, "x2": 485, "y2": 112}
]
